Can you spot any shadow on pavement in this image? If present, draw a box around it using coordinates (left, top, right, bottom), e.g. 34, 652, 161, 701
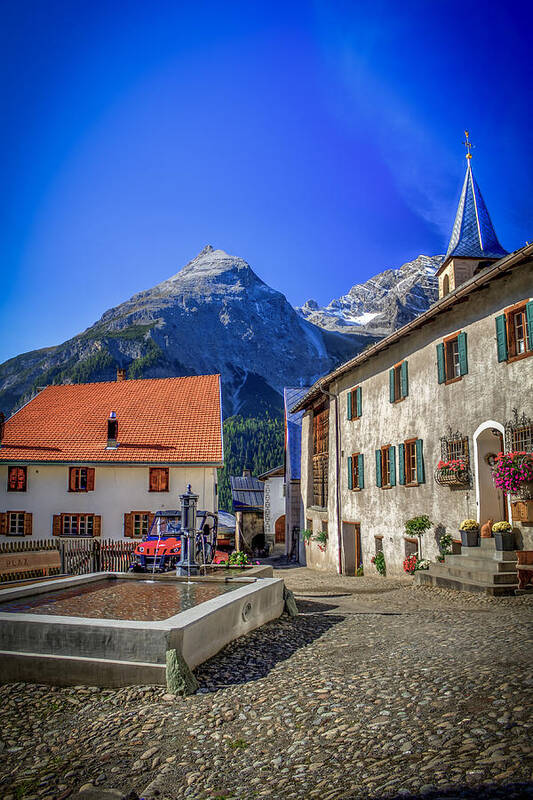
343, 782, 533, 800
195, 601, 344, 692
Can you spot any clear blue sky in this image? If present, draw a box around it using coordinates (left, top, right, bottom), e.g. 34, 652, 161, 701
1, 0, 531, 363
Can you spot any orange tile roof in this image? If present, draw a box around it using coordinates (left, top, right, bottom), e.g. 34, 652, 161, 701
0, 375, 223, 464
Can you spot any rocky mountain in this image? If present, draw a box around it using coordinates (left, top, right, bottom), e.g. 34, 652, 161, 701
0, 246, 371, 419
296, 254, 445, 337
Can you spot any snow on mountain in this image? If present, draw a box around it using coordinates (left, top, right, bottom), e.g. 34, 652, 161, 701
296, 254, 445, 337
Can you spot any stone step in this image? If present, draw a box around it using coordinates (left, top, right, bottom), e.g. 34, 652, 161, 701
456, 546, 517, 562
427, 563, 518, 586
444, 554, 517, 571
415, 571, 518, 597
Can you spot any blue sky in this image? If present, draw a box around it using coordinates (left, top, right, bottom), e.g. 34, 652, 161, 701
1, 0, 532, 363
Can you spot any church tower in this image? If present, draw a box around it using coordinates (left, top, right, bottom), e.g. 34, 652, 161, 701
437, 132, 508, 299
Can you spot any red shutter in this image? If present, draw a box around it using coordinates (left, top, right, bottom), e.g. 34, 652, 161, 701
87, 469, 95, 492
69, 468, 77, 492
124, 513, 133, 538
93, 516, 102, 537
24, 513, 33, 536
52, 515, 62, 536
8, 467, 16, 491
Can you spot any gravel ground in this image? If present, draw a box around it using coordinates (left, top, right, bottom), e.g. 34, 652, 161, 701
1, 570, 532, 800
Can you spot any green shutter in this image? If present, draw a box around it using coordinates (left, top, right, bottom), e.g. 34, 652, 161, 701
526, 302, 533, 351
358, 454, 364, 489
348, 456, 353, 490
458, 332, 468, 376
389, 368, 395, 403
495, 314, 508, 362
389, 446, 396, 486
375, 449, 382, 488
347, 391, 353, 421
398, 443, 405, 485
356, 386, 362, 418
416, 439, 425, 484
400, 361, 408, 398
437, 343, 446, 383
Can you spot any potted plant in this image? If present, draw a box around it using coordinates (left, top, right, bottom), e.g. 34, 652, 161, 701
491, 521, 515, 551
371, 551, 386, 576
312, 529, 328, 552
492, 451, 533, 500
459, 519, 480, 547
301, 529, 313, 546
437, 531, 453, 562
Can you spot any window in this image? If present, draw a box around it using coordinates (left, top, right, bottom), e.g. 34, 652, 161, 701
389, 361, 408, 403
149, 468, 169, 492
312, 405, 329, 508
398, 439, 425, 486
9, 512, 25, 535
437, 332, 468, 384
69, 467, 95, 492
347, 453, 365, 490
404, 538, 418, 557
442, 274, 450, 296
347, 386, 362, 420
374, 536, 383, 555
124, 512, 154, 538
511, 424, 533, 452
496, 301, 533, 363
375, 445, 396, 488
8, 466, 27, 492
54, 513, 101, 537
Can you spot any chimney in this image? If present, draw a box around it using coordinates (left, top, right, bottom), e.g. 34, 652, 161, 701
242, 468, 252, 478
107, 411, 119, 448
116, 368, 126, 382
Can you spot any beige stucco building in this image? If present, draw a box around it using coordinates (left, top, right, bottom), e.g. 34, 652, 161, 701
294, 160, 533, 577
0, 374, 222, 542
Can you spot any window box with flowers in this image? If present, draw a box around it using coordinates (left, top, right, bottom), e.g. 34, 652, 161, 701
492, 520, 515, 551
435, 459, 470, 487
492, 451, 533, 500
459, 519, 480, 547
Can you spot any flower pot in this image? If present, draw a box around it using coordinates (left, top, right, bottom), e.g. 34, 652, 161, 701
460, 529, 480, 547
494, 531, 515, 551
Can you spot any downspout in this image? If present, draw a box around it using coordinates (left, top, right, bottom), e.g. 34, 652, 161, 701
319, 383, 343, 574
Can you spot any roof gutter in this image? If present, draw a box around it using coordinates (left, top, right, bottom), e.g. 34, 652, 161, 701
292, 243, 533, 413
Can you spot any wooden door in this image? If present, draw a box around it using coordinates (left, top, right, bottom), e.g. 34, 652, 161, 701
275, 515, 286, 544
342, 521, 362, 575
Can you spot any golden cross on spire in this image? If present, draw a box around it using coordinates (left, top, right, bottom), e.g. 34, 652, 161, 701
463, 130, 473, 160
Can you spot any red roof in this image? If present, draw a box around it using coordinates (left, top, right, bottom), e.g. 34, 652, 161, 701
0, 375, 223, 464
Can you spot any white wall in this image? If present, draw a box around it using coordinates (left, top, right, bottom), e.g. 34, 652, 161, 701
0, 464, 218, 541
263, 476, 285, 545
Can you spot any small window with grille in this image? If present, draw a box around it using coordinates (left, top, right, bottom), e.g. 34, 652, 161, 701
404, 538, 418, 558
374, 536, 383, 555
511, 424, 533, 452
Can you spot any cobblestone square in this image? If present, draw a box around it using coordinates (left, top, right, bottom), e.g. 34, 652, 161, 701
1, 570, 532, 800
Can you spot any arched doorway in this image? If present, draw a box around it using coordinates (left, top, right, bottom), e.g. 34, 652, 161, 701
275, 515, 286, 544
474, 421, 509, 525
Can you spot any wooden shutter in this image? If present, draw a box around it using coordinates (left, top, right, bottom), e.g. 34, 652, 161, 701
356, 386, 362, 418
0, 513, 7, 536
436, 343, 446, 383
526, 301, 533, 350
415, 439, 425, 484
389, 369, 395, 402
147, 513, 155, 534
458, 332, 468, 376
86, 469, 95, 491
52, 515, 62, 536
400, 361, 408, 398
358, 454, 364, 489
161, 469, 169, 491
124, 513, 133, 538
149, 468, 159, 491
347, 457, 353, 490
375, 450, 382, 487
389, 446, 396, 486
495, 315, 508, 362
398, 443, 405, 485
69, 468, 77, 491
24, 513, 33, 536
347, 391, 353, 421
93, 516, 102, 537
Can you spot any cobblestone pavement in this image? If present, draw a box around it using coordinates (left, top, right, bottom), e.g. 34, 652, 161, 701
0, 570, 532, 800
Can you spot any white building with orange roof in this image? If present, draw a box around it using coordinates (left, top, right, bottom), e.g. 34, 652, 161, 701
0, 373, 223, 541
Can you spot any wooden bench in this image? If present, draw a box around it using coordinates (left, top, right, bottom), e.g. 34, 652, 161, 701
0, 550, 61, 583
516, 551, 533, 591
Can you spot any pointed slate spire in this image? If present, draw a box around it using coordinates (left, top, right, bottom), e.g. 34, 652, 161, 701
446, 142, 507, 261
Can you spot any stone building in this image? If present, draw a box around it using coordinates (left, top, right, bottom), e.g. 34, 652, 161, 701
230, 471, 265, 554
0, 374, 223, 541
293, 155, 533, 576
258, 464, 285, 553
284, 387, 309, 562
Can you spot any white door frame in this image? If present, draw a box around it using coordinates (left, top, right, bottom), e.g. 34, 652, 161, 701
473, 420, 510, 523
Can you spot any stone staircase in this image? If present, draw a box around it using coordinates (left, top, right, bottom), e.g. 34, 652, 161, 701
415, 538, 519, 596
